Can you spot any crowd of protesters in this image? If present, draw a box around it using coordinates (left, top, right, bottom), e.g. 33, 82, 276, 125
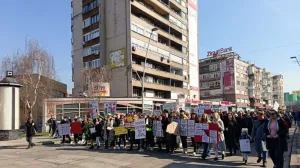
40, 107, 297, 168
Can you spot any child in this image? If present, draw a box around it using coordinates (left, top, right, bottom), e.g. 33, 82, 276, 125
239, 128, 251, 165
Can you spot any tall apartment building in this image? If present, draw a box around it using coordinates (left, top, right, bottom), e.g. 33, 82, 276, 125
273, 75, 284, 105
200, 50, 283, 111
71, 0, 199, 104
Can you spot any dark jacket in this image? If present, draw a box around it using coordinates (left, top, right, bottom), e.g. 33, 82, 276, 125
224, 119, 238, 149
264, 118, 288, 152
95, 123, 103, 137
162, 116, 171, 131
51, 119, 57, 129
25, 121, 37, 137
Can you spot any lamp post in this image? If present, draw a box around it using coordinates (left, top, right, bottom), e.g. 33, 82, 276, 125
290, 56, 300, 67
142, 27, 158, 111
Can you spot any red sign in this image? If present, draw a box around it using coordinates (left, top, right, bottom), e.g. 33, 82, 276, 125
194, 123, 220, 143
207, 47, 232, 57
71, 122, 82, 134
185, 99, 201, 104
221, 101, 231, 106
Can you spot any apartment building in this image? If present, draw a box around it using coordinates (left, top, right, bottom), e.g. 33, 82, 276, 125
273, 75, 284, 105
248, 65, 263, 108
261, 69, 273, 107
71, 0, 199, 105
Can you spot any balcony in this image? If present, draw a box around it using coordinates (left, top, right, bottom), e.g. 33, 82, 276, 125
248, 85, 255, 90
132, 63, 186, 82
132, 79, 188, 94
170, 0, 187, 13
131, 0, 187, 36
132, 31, 187, 58
131, 15, 187, 47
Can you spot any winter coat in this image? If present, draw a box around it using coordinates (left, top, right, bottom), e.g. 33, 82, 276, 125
213, 118, 226, 151
224, 120, 238, 149
25, 121, 37, 137
251, 119, 268, 153
95, 123, 103, 137
265, 118, 288, 152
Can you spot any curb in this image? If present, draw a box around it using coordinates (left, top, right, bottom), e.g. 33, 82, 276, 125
287, 127, 297, 168
0, 141, 58, 149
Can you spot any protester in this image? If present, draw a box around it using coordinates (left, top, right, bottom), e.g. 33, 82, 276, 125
95, 118, 102, 149
117, 116, 127, 149
212, 112, 226, 162
252, 110, 268, 167
224, 112, 238, 156
162, 110, 171, 153
25, 118, 37, 149
265, 109, 288, 168
51, 117, 57, 137
85, 118, 96, 149
156, 115, 164, 152
104, 113, 115, 149
72, 115, 80, 144
190, 112, 200, 156
200, 113, 211, 160
145, 114, 154, 151
294, 108, 300, 131
61, 117, 72, 144
47, 115, 53, 137
239, 129, 251, 165
180, 110, 189, 154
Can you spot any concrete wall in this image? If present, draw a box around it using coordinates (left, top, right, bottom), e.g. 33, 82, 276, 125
104, 0, 132, 97
72, 0, 83, 96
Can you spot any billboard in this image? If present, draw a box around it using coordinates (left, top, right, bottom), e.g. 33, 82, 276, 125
221, 59, 235, 94
110, 48, 126, 69
90, 82, 110, 97
188, 0, 199, 98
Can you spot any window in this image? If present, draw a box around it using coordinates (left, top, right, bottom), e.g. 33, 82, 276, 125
182, 35, 187, 42
83, 14, 100, 28
133, 89, 141, 97
237, 81, 240, 85
83, 29, 100, 42
156, 92, 164, 98
82, 0, 99, 14
83, 44, 100, 57
131, 22, 158, 41
241, 82, 245, 86
83, 59, 100, 69
236, 90, 240, 94
241, 90, 245, 95
237, 99, 240, 102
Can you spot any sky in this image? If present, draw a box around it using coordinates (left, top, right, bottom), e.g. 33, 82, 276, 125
0, 0, 299, 93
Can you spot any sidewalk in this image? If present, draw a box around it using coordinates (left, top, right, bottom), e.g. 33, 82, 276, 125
0, 136, 59, 149
290, 126, 300, 168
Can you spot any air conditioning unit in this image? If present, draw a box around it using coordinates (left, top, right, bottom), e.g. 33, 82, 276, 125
95, 51, 99, 55
132, 46, 136, 51
167, 59, 170, 63
160, 57, 164, 62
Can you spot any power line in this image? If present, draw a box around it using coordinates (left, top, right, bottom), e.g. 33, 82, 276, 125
244, 42, 300, 55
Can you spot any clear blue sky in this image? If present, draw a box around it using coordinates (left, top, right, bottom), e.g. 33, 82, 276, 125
0, 0, 299, 93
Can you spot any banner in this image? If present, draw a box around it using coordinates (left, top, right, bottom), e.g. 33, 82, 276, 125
163, 103, 177, 112
104, 102, 116, 115
194, 106, 211, 117
153, 120, 163, 137
58, 123, 71, 136
194, 123, 219, 144
180, 120, 195, 137
134, 119, 146, 139
89, 101, 99, 118
124, 122, 134, 128
153, 110, 162, 116
70, 122, 82, 134
239, 139, 251, 152
114, 126, 128, 135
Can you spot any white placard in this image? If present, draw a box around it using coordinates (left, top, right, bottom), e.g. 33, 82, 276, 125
195, 129, 203, 136
188, 120, 195, 125
221, 106, 228, 112
90, 127, 96, 134
273, 101, 279, 112
209, 130, 217, 138
58, 123, 71, 136
195, 123, 203, 129
202, 135, 210, 143
153, 110, 162, 116
239, 139, 251, 152
210, 137, 218, 144
134, 119, 146, 139
202, 123, 209, 130
153, 121, 163, 137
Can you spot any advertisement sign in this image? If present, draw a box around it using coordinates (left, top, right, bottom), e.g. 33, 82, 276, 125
104, 102, 116, 115
207, 47, 233, 57
222, 59, 235, 93
89, 101, 99, 118
90, 82, 110, 97
188, 0, 199, 94
110, 48, 126, 69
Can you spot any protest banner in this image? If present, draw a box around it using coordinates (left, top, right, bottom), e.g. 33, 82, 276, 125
166, 121, 180, 135
221, 105, 228, 112
163, 103, 177, 112
70, 122, 82, 134
134, 119, 146, 139
239, 139, 251, 152
104, 102, 116, 115
89, 101, 99, 118
180, 120, 195, 137
153, 110, 162, 116
153, 120, 163, 137
58, 123, 71, 136
125, 122, 134, 128
90, 127, 96, 134
114, 126, 128, 135
194, 123, 219, 144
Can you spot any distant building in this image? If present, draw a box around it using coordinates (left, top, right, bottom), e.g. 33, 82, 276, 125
272, 75, 284, 105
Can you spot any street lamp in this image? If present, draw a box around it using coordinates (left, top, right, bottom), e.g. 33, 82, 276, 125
290, 56, 300, 67
141, 27, 158, 111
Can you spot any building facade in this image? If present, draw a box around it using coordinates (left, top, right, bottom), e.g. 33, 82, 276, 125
71, 0, 199, 105
199, 51, 283, 111
272, 75, 284, 105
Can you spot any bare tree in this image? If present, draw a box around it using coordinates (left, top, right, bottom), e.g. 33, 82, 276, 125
1, 39, 57, 118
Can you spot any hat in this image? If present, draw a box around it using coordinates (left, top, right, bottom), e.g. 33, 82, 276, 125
107, 113, 112, 116
163, 109, 169, 113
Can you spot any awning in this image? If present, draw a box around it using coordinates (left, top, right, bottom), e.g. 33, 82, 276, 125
117, 102, 143, 109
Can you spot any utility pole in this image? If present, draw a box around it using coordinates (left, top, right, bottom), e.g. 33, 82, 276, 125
290, 56, 300, 67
